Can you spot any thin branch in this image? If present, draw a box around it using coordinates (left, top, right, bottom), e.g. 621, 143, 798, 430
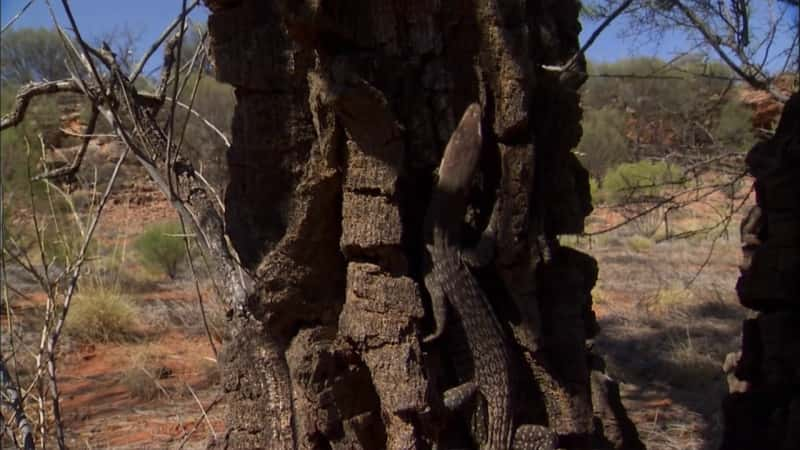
1, 0, 36, 34
44, 137, 130, 450
155, 25, 186, 102
180, 214, 218, 358
129, 0, 201, 82
543, 0, 635, 72
186, 383, 217, 440
34, 106, 99, 182
165, 98, 231, 148
0, 130, 33, 450
670, 0, 790, 102
166, 0, 189, 200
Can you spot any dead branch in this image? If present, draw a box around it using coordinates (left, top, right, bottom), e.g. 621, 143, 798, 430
0, 80, 83, 130
34, 107, 99, 182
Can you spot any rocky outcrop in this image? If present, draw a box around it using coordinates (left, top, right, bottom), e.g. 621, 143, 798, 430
721, 92, 800, 450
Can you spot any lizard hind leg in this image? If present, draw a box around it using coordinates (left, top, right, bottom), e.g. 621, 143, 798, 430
442, 381, 479, 412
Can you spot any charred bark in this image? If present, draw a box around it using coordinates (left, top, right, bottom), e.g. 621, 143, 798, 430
721, 93, 800, 450
203, 1, 641, 449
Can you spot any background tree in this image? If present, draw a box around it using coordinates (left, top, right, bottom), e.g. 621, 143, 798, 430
583, 0, 798, 101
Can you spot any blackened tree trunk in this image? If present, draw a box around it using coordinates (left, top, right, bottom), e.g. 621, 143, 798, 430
202, 1, 641, 449
721, 93, 800, 450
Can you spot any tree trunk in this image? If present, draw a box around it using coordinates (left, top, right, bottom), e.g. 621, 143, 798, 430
721, 93, 800, 450
202, 1, 642, 449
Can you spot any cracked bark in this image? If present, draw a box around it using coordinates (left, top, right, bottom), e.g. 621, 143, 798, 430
204, 1, 642, 449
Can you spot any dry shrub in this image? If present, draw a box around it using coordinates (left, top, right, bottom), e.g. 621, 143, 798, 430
64, 283, 139, 342
120, 350, 172, 400
665, 330, 723, 389
120, 367, 163, 400
652, 284, 695, 310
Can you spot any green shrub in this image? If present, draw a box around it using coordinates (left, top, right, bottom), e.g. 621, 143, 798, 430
626, 234, 654, 253
576, 107, 630, 177
1, 83, 63, 204
601, 160, 683, 203
65, 283, 139, 342
715, 100, 756, 153
134, 221, 186, 279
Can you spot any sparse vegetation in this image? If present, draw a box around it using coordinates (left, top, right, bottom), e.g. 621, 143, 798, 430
121, 367, 163, 400
576, 106, 630, 177
134, 221, 186, 279
714, 100, 757, 153
64, 282, 139, 343
601, 160, 684, 203
626, 234, 654, 253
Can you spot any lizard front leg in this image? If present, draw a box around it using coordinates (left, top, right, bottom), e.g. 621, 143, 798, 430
513, 424, 557, 450
423, 243, 448, 343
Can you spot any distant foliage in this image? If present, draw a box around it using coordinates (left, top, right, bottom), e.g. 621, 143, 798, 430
134, 222, 186, 279
174, 74, 234, 189
0, 28, 70, 84
589, 176, 604, 204
577, 107, 630, 177
1, 83, 71, 199
714, 100, 756, 153
581, 56, 754, 161
601, 160, 683, 203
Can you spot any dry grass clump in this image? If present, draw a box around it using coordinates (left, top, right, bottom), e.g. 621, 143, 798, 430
120, 367, 163, 400
665, 332, 723, 389
120, 350, 172, 400
64, 283, 139, 342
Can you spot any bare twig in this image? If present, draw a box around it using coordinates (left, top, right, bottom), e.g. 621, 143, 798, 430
34, 106, 99, 182
550, 0, 635, 72
166, 0, 190, 199
129, 0, 201, 82
177, 394, 222, 449
186, 383, 217, 440
0, 130, 34, 450
1, 0, 36, 34
43, 138, 129, 450
164, 98, 231, 148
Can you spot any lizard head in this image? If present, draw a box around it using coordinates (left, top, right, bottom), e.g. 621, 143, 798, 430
437, 103, 483, 196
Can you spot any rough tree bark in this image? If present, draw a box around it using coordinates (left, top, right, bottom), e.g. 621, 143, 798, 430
721, 93, 800, 450
201, 1, 642, 449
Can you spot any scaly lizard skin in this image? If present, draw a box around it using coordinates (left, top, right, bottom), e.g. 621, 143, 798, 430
425, 104, 555, 450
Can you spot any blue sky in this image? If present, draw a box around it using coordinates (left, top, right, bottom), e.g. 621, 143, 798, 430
1, 0, 796, 75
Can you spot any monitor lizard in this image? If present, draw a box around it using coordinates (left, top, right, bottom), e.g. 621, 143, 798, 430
424, 103, 556, 450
